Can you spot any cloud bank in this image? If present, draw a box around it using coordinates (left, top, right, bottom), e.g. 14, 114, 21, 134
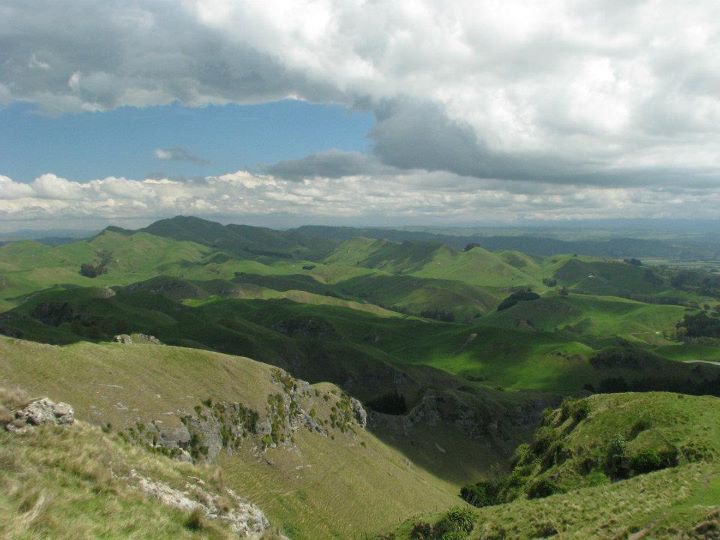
1, 170, 718, 232
2, 0, 720, 222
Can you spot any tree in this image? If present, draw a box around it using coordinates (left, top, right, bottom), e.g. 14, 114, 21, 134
79, 250, 113, 278
497, 289, 540, 311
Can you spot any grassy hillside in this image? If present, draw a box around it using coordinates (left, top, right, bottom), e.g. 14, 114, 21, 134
325, 239, 542, 288
393, 392, 720, 539
396, 461, 720, 539
552, 257, 667, 296
0, 337, 465, 539
0, 231, 212, 310
143, 216, 337, 260
0, 419, 276, 539
411, 245, 542, 288
478, 293, 687, 344
3, 283, 717, 397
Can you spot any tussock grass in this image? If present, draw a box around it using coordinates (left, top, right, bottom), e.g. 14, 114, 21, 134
0, 422, 241, 539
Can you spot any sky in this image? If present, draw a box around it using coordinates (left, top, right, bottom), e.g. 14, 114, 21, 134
1, 0, 720, 232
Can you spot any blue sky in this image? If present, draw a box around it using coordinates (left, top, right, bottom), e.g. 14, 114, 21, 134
0, 101, 374, 182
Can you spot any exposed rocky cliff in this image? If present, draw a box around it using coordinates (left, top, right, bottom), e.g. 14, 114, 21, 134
124, 367, 368, 463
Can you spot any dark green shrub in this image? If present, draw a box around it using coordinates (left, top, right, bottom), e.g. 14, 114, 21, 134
526, 478, 559, 499
497, 289, 540, 311
434, 507, 475, 537
630, 447, 678, 474
460, 480, 500, 507
531, 521, 558, 537
409, 521, 433, 539
571, 400, 591, 422
605, 435, 629, 479
530, 427, 557, 455
184, 508, 204, 531
576, 456, 599, 475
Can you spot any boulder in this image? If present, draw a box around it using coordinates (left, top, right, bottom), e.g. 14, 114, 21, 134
6, 398, 74, 432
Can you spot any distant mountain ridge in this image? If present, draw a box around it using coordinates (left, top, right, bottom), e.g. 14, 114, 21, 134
297, 224, 720, 260
140, 216, 336, 260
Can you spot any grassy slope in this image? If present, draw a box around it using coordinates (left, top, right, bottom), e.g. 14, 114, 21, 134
478, 293, 687, 344
0, 232, 210, 308
411, 245, 542, 288
2, 284, 712, 395
393, 392, 720, 539
654, 342, 720, 363
551, 257, 667, 296
0, 231, 371, 312
397, 462, 720, 539
518, 393, 720, 494
0, 421, 262, 539
325, 240, 542, 288
0, 338, 462, 539
186, 285, 403, 319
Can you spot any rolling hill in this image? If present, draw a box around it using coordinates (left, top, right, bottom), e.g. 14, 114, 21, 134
392, 392, 720, 539
0, 337, 468, 539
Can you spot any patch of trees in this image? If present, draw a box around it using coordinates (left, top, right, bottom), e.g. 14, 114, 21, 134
80, 250, 113, 278
28, 300, 132, 340
365, 391, 407, 415
671, 269, 720, 297
419, 308, 456, 322
589, 345, 652, 370
590, 374, 720, 397
542, 277, 557, 287
642, 268, 664, 287
677, 311, 720, 339
497, 289, 540, 311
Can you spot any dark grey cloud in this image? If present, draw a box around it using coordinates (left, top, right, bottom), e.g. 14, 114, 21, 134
0, 0, 342, 113
265, 150, 398, 180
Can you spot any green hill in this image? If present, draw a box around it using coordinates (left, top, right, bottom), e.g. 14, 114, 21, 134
325, 239, 542, 288
143, 216, 336, 260
552, 257, 667, 296
0, 337, 465, 539
479, 293, 687, 344
393, 392, 720, 539
3, 283, 718, 398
